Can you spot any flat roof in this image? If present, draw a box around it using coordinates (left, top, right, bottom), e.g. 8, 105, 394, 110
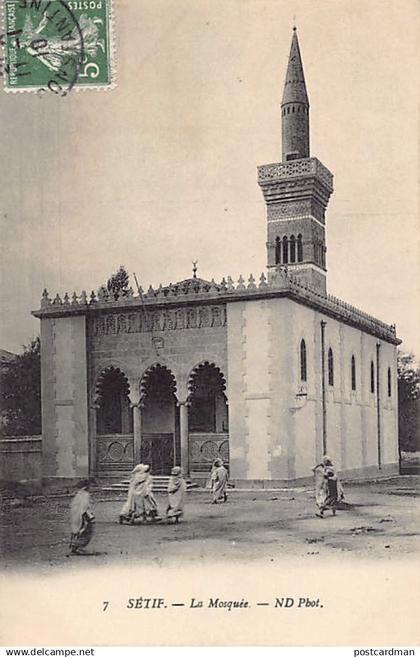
32, 271, 400, 346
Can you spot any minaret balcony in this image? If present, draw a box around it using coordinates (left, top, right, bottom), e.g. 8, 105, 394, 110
257, 157, 333, 191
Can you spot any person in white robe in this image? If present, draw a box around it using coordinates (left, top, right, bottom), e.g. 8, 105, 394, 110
69, 479, 95, 554
210, 458, 229, 504
119, 463, 144, 524
133, 464, 160, 521
166, 466, 187, 523
312, 455, 344, 518
206, 459, 218, 490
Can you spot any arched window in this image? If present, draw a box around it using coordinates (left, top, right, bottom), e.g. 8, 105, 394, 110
292, 106, 295, 113
351, 355, 356, 391
300, 339, 307, 382
297, 234, 303, 262
297, 106, 301, 113
282, 236, 288, 264
387, 367, 392, 397
370, 361, 375, 393
287, 106, 290, 115
328, 348, 334, 386
275, 236, 281, 264
290, 234, 296, 263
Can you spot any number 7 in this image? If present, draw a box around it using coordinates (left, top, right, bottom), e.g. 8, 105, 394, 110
102, 601, 109, 611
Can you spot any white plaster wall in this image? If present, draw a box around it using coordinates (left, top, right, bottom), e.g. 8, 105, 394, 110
268, 298, 295, 480
55, 321, 74, 400
246, 398, 271, 479
380, 344, 399, 465
326, 403, 342, 469
325, 317, 343, 468
53, 316, 88, 478
226, 302, 248, 478
282, 302, 399, 477
72, 318, 89, 473
244, 300, 271, 480
363, 334, 381, 468
56, 406, 75, 477
345, 406, 364, 470
227, 295, 398, 482
287, 301, 319, 478
293, 402, 317, 478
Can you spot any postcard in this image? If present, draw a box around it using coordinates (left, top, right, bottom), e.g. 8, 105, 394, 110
0, 0, 419, 648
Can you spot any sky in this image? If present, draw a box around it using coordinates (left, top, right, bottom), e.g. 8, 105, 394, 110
0, 0, 419, 355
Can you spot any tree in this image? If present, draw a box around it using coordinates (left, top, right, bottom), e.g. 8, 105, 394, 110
0, 337, 41, 437
106, 265, 130, 300
397, 352, 420, 452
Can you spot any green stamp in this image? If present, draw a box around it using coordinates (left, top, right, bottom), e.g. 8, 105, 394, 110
2, 0, 114, 94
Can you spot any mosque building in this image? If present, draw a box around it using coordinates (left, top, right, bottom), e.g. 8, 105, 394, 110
33, 29, 400, 486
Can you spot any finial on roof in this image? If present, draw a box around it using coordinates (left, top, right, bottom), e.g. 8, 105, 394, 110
192, 260, 198, 279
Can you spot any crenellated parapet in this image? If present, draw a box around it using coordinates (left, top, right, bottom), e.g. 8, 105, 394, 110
33, 269, 400, 345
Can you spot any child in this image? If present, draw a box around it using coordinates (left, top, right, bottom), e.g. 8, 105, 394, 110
69, 479, 95, 555
166, 466, 187, 523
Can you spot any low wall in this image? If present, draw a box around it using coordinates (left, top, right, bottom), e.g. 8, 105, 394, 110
0, 436, 42, 494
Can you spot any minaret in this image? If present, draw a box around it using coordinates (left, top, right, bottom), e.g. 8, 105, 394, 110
281, 27, 309, 162
258, 27, 333, 294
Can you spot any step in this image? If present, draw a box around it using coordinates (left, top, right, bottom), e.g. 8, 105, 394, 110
101, 476, 199, 494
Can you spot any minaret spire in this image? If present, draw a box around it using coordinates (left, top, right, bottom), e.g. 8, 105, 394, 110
258, 28, 333, 295
281, 28, 309, 162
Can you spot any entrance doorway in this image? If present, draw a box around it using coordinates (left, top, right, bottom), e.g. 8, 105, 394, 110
140, 365, 179, 475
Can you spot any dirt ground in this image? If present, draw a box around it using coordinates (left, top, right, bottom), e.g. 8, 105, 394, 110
1, 476, 419, 571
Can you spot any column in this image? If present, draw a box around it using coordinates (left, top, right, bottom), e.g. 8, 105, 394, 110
179, 401, 189, 475
88, 404, 98, 477
132, 403, 143, 465
339, 323, 347, 471
320, 320, 327, 454
376, 342, 382, 470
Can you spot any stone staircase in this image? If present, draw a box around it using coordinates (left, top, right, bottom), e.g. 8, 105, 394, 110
101, 475, 199, 494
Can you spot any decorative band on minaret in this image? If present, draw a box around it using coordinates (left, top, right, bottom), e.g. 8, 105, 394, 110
258, 28, 333, 295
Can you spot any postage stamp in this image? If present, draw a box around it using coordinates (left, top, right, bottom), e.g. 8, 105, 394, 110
1, 0, 114, 94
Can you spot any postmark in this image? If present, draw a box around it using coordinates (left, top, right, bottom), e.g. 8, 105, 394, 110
1, 0, 114, 94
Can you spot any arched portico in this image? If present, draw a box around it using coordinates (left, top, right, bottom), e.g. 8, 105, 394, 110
94, 366, 134, 476
138, 364, 179, 475
187, 362, 229, 475
91, 360, 229, 479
